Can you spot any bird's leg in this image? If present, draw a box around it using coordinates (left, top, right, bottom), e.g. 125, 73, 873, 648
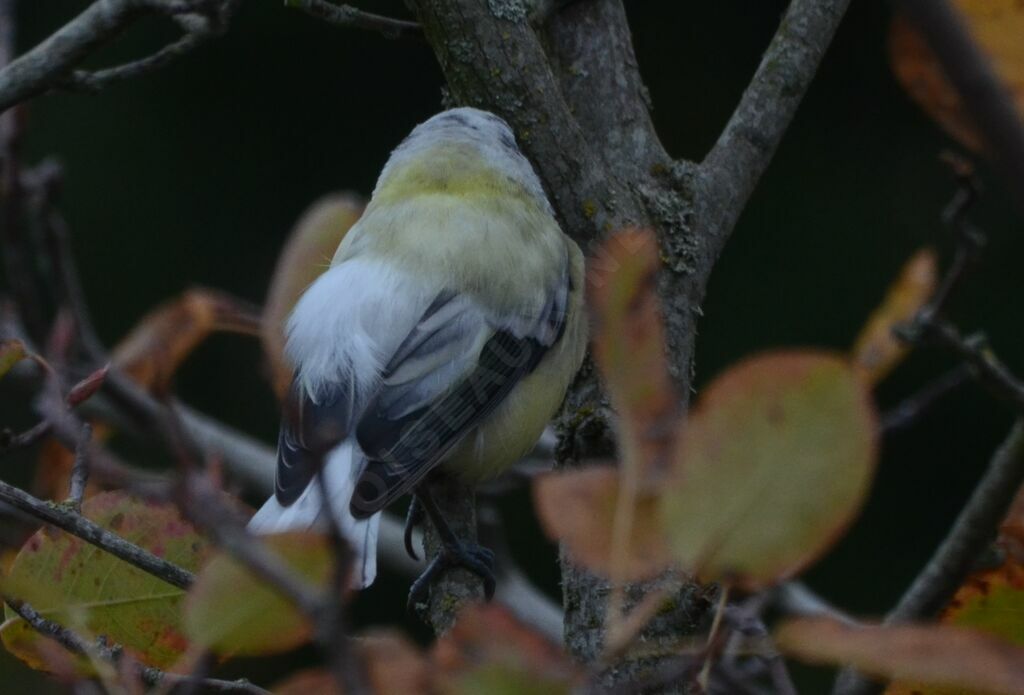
403, 495, 424, 561
407, 486, 496, 612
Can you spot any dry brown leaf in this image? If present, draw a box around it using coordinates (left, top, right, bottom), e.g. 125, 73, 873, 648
779, 617, 1024, 695
114, 288, 260, 394
890, 1, 1024, 154
851, 247, 938, 384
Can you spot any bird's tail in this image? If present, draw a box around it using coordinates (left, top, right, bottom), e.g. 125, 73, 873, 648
247, 441, 381, 588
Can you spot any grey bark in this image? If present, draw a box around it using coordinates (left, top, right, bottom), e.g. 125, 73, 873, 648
408, 0, 853, 687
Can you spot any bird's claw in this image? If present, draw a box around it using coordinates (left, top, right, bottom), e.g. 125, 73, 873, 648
406, 542, 496, 613
403, 496, 424, 561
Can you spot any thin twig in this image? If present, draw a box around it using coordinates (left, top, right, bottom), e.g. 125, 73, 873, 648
180, 472, 325, 617
904, 321, 1024, 411
0, 477, 194, 589
896, 0, 1024, 213
768, 581, 858, 626
880, 365, 972, 435
4, 597, 271, 694
834, 423, 1024, 695
0, 0, 237, 115
67, 422, 92, 510
891, 420, 1024, 621
697, 586, 731, 691
285, 0, 423, 40
63, 26, 219, 93
0, 419, 52, 453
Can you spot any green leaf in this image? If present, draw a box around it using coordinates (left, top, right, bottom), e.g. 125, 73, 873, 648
183, 532, 333, 656
1, 492, 208, 671
659, 350, 877, 588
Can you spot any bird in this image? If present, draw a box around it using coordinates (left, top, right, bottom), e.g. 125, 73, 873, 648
248, 107, 587, 607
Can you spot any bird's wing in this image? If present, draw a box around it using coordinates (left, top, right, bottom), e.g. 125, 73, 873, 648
274, 378, 357, 506
350, 256, 571, 518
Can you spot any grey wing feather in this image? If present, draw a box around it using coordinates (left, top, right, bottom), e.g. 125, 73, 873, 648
274, 380, 356, 506
350, 255, 571, 518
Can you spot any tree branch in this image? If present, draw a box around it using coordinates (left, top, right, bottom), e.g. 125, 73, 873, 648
0, 0, 239, 115
285, 0, 423, 40
542, 0, 669, 178
699, 0, 853, 262
833, 420, 1024, 695
0, 477, 194, 589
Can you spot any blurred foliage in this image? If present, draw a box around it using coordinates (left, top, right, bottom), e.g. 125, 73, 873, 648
3, 0, 1024, 692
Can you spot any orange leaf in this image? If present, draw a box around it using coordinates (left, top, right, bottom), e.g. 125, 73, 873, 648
262, 194, 364, 399
779, 617, 1024, 695
890, 1, 1024, 154
114, 288, 261, 394
851, 247, 938, 385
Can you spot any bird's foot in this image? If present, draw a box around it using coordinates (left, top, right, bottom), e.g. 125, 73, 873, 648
403, 496, 424, 561
406, 541, 496, 612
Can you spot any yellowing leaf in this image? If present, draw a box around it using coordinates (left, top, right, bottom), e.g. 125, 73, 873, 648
890, 1, 1024, 154
779, 617, 1024, 695
1, 492, 208, 671
943, 561, 1024, 647
588, 228, 678, 476
262, 194, 364, 399
660, 351, 877, 588
183, 532, 334, 656
532, 466, 671, 581
0, 339, 27, 379
851, 248, 938, 384
114, 288, 261, 394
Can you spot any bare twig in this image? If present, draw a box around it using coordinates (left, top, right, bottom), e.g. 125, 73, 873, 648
834, 421, 1024, 695
697, 586, 731, 691
179, 472, 325, 617
910, 322, 1024, 411
0, 0, 239, 115
768, 581, 858, 626
4, 597, 271, 694
891, 421, 1024, 621
285, 0, 423, 40
880, 365, 972, 435
0, 419, 51, 453
67, 422, 92, 510
0, 477, 194, 588
896, 0, 1024, 213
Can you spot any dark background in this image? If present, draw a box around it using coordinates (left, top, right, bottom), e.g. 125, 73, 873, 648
4, 0, 1023, 691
